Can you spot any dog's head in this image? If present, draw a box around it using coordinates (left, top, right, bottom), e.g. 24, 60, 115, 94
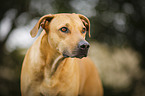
30, 13, 90, 59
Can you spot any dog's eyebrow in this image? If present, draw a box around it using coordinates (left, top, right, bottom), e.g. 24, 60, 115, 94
58, 23, 70, 29
57, 23, 70, 29
65, 23, 69, 27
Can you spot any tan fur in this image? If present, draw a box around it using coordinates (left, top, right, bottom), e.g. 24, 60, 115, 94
21, 13, 103, 96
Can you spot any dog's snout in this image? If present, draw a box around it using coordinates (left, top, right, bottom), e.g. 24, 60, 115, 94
78, 40, 90, 50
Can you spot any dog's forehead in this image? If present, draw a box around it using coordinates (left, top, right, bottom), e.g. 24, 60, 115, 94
55, 13, 79, 19
51, 14, 82, 26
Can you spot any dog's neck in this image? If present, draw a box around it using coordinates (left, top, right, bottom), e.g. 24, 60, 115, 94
40, 32, 67, 77
50, 55, 65, 76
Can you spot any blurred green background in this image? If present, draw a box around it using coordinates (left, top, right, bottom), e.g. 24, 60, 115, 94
0, 0, 145, 96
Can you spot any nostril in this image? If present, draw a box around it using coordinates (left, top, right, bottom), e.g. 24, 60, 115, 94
80, 44, 90, 49
87, 44, 90, 48
80, 45, 86, 49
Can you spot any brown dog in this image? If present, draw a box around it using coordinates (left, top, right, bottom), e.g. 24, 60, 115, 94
21, 13, 103, 96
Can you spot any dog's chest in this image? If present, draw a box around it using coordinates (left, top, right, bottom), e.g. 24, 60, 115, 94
39, 71, 80, 96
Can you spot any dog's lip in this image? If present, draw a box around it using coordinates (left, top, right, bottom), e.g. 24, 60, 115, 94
63, 53, 70, 58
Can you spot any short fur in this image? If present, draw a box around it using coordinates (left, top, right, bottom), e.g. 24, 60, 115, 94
21, 13, 103, 96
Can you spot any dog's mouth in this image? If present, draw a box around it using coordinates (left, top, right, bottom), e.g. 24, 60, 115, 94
62, 40, 90, 59
63, 49, 89, 59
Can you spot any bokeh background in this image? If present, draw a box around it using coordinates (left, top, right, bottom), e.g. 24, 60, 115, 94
0, 0, 145, 96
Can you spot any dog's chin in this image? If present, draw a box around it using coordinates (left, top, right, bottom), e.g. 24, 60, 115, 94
73, 55, 87, 59
63, 53, 87, 59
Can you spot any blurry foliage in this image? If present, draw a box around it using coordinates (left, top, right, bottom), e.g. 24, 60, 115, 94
0, 0, 145, 96
89, 41, 143, 96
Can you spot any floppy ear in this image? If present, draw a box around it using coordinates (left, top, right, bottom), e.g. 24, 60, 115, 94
30, 14, 54, 38
78, 14, 91, 37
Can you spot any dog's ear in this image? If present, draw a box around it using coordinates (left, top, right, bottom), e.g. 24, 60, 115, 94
30, 14, 54, 38
78, 14, 91, 37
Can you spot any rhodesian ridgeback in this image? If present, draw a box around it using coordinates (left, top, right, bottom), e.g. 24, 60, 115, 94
21, 13, 103, 96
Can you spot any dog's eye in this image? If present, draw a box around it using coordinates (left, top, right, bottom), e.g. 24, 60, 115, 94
60, 27, 68, 33
82, 28, 86, 33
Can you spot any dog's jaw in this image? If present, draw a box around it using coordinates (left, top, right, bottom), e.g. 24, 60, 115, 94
62, 49, 89, 59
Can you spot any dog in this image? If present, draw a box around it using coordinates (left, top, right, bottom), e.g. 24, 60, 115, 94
21, 13, 103, 96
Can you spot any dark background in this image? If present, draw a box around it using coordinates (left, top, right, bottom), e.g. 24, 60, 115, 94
0, 0, 145, 96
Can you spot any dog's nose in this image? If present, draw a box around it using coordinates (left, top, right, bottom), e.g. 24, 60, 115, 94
78, 40, 90, 50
